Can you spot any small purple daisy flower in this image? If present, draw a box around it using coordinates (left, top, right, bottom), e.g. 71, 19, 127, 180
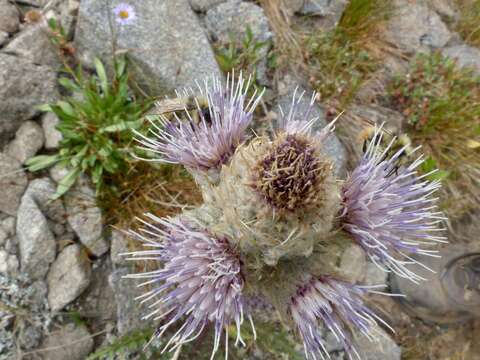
124, 215, 250, 358
341, 125, 447, 283
113, 3, 136, 25
290, 276, 393, 360
135, 73, 264, 171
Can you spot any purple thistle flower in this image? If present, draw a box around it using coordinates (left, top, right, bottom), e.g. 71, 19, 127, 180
340, 125, 447, 283
277, 88, 338, 141
113, 3, 136, 25
124, 214, 250, 358
135, 73, 264, 171
290, 276, 393, 360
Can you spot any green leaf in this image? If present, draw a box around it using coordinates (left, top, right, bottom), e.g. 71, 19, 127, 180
38, 104, 53, 112
53, 167, 80, 199
57, 101, 76, 117
100, 119, 143, 133
94, 58, 109, 96
25, 154, 61, 172
58, 77, 80, 92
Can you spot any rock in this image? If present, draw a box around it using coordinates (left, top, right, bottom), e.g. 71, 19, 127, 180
205, 0, 272, 85
428, 0, 457, 19
385, 0, 451, 54
442, 45, 480, 75
42, 110, 62, 150
5, 121, 44, 164
0, 250, 7, 273
109, 267, 149, 335
277, 78, 347, 177
339, 244, 366, 283
4, 236, 18, 255
6, 254, 19, 276
0, 216, 15, 237
40, 323, 94, 360
110, 229, 130, 267
299, 0, 348, 23
0, 152, 28, 216
47, 244, 92, 311
189, 0, 225, 12
17, 184, 56, 279
282, 0, 305, 15
75, 0, 221, 95
49, 163, 69, 183
77, 260, 117, 323
23, 178, 66, 223
0, 228, 7, 246
364, 261, 388, 286
0, 0, 20, 33
357, 328, 401, 360
3, 18, 61, 67
0, 30, 8, 46
65, 177, 109, 257
18, 324, 43, 350
0, 53, 58, 146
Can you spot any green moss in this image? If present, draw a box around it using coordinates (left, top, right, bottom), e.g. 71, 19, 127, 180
387, 52, 480, 216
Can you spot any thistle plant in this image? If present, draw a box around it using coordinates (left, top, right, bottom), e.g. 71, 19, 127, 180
123, 73, 446, 359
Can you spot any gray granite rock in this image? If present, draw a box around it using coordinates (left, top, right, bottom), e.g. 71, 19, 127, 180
75, 0, 221, 95
385, 0, 451, 54
110, 229, 130, 267
77, 259, 117, 323
364, 261, 388, 286
18, 324, 43, 350
0, 152, 28, 216
47, 244, 92, 311
41, 112, 63, 149
65, 177, 109, 257
0, 53, 58, 146
189, 0, 225, 12
5, 120, 44, 164
0, 216, 15, 238
40, 323, 94, 360
0, 228, 6, 246
109, 267, 149, 335
205, 0, 272, 85
0, 30, 8, 46
6, 254, 19, 276
3, 19, 62, 67
299, 0, 348, 24
357, 328, 401, 360
23, 178, 66, 224
282, 0, 305, 15
0, 250, 7, 274
339, 244, 367, 283
276, 77, 348, 177
442, 45, 480, 75
49, 163, 69, 183
0, 0, 20, 33
17, 187, 56, 280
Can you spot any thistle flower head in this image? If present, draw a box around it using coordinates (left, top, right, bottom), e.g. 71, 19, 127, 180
113, 3, 136, 25
277, 88, 335, 142
124, 215, 248, 358
290, 276, 392, 360
341, 125, 447, 283
252, 133, 333, 212
135, 73, 264, 172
